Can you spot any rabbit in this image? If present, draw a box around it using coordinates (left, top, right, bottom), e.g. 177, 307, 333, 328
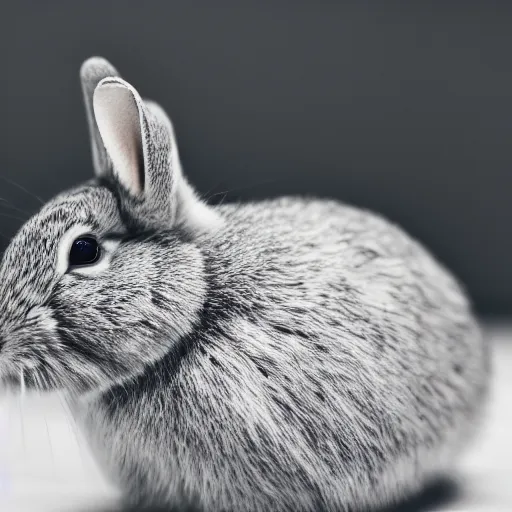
0, 56, 489, 512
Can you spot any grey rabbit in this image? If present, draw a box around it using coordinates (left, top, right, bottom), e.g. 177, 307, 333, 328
0, 57, 489, 512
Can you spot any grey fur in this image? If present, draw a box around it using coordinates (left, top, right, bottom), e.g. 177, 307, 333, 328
0, 57, 489, 512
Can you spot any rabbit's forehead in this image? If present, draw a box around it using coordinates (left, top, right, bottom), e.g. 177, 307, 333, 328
11, 185, 121, 251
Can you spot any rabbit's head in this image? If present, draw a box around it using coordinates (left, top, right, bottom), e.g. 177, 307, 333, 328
0, 57, 220, 394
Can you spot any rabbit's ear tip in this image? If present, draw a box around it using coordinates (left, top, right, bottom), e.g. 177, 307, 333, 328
96, 76, 127, 89
94, 77, 141, 105
80, 56, 118, 79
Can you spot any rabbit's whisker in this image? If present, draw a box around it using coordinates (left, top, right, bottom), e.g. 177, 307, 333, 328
0, 212, 27, 223
0, 176, 44, 205
0, 198, 34, 217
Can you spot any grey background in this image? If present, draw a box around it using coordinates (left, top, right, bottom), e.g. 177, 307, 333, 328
3, 1, 511, 316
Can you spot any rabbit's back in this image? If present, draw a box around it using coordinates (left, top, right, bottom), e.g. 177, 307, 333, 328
80, 197, 488, 512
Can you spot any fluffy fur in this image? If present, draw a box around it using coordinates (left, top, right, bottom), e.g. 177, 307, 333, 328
0, 57, 489, 512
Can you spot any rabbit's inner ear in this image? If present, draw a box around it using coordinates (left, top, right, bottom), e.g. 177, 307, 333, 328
93, 82, 144, 196
80, 57, 121, 178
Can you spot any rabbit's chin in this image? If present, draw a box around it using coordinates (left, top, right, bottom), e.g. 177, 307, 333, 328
0, 364, 73, 397
0, 366, 124, 403
0, 352, 120, 399
0, 365, 58, 398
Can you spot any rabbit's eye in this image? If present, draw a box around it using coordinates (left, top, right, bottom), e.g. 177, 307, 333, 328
69, 237, 101, 267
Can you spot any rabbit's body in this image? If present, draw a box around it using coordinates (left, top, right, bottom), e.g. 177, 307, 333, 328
75, 197, 487, 511
0, 58, 489, 512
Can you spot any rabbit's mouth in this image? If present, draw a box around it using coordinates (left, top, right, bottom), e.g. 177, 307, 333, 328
0, 366, 38, 394
0, 371, 52, 399
0, 339, 61, 395
0, 368, 25, 395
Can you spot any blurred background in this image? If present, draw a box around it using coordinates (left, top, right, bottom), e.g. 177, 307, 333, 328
3, 1, 512, 317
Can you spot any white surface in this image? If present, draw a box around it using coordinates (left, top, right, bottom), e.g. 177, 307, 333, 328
0, 323, 511, 512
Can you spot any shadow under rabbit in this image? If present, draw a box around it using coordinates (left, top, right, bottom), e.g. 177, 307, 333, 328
73, 477, 460, 512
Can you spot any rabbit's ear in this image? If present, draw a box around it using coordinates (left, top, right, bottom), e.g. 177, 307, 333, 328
93, 77, 148, 197
92, 76, 221, 232
80, 57, 121, 177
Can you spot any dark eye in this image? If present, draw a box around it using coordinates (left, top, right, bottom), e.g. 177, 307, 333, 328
69, 237, 101, 267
